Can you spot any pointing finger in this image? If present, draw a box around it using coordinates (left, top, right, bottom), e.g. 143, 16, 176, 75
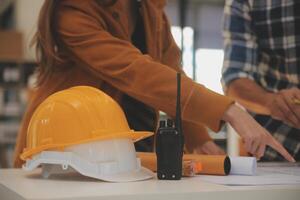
267, 135, 295, 162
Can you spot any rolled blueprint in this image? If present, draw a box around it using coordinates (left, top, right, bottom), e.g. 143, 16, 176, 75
229, 156, 257, 175
183, 154, 231, 175
137, 152, 231, 176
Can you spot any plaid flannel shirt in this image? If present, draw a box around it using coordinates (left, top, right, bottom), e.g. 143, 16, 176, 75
222, 0, 300, 161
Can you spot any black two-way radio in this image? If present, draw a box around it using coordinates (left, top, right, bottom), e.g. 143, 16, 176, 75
156, 73, 184, 180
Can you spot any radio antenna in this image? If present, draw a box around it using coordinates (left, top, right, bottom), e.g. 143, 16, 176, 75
175, 73, 182, 135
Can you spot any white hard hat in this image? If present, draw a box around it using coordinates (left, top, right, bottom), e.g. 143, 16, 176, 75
23, 138, 154, 182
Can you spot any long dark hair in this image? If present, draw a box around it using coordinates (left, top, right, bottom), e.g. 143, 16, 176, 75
32, 0, 117, 85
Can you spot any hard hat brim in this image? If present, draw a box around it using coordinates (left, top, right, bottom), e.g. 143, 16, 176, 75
99, 167, 155, 182
23, 148, 155, 182
21, 130, 153, 161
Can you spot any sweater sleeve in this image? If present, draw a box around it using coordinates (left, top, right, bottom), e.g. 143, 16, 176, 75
56, 2, 234, 132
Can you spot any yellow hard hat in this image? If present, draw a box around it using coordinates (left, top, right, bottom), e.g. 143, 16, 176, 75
21, 86, 153, 160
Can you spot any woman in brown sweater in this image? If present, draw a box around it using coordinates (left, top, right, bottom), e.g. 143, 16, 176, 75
14, 0, 294, 167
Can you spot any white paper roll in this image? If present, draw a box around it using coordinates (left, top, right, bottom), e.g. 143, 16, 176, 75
229, 157, 257, 176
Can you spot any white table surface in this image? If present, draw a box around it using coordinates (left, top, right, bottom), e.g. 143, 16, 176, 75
0, 169, 300, 200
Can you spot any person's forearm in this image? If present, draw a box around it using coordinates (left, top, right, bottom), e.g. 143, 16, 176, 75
226, 78, 273, 115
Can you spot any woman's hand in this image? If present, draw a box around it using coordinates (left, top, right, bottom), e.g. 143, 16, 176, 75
194, 141, 225, 155
222, 104, 295, 162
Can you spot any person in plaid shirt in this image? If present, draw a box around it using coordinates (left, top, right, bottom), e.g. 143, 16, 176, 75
222, 0, 300, 161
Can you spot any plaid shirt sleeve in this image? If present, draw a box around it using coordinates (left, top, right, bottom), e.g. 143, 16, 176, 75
221, 0, 258, 92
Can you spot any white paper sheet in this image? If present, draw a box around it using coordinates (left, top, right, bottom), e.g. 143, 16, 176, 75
199, 164, 300, 186
229, 157, 257, 175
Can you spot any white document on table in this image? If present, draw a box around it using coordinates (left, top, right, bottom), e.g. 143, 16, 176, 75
199, 164, 300, 186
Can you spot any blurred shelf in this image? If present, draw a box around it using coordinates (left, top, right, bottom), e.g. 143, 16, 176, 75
0, 0, 14, 16
0, 60, 37, 149
0, 122, 19, 145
